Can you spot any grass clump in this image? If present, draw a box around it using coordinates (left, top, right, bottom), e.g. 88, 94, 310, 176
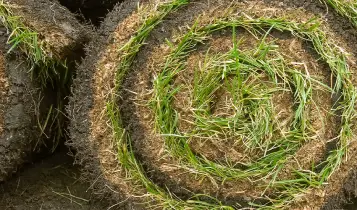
0, 1, 67, 83
189, 34, 313, 151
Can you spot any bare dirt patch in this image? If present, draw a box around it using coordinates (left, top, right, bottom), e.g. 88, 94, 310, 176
0, 147, 114, 210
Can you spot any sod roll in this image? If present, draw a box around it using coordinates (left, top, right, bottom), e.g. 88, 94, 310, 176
68, 0, 357, 209
0, 26, 43, 181
323, 0, 357, 28
1, 0, 91, 60
0, 0, 92, 181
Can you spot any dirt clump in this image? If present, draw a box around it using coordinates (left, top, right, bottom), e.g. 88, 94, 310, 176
0, 147, 115, 210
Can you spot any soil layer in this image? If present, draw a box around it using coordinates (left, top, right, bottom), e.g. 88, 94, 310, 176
0, 147, 115, 210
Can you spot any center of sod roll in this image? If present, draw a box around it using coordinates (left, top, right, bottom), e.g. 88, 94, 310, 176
177, 35, 312, 150
149, 17, 355, 205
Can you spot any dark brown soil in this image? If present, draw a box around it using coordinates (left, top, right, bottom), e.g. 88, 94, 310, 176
58, 0, 123, 26
0, 147, 114, 210
66, 0, 357, 209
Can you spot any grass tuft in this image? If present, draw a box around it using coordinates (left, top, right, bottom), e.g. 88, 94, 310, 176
323, 0, 357, 27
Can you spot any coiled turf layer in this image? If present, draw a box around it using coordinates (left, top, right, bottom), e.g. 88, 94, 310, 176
68, 0, 357, 209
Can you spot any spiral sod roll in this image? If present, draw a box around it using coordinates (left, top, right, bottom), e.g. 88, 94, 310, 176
0, 0, 91, 180
68, 0, 357, 209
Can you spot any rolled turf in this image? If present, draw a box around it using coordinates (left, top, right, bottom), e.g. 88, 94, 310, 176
0, 0, 92, 181
0, 26, 44, 181
68, 0, 357, 209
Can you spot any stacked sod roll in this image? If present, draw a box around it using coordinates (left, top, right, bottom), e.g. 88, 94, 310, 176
0, 0, 91, 181
68, 0, 357, 209
0, 26, 43, 181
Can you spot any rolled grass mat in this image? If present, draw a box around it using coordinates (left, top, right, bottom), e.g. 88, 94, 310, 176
0, 0, 92, 180
68, 0, 357, 209
0, 0, 92, 87
1, 0, 91, 61
0, 0, 93, 150
0, 26, 44, 181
